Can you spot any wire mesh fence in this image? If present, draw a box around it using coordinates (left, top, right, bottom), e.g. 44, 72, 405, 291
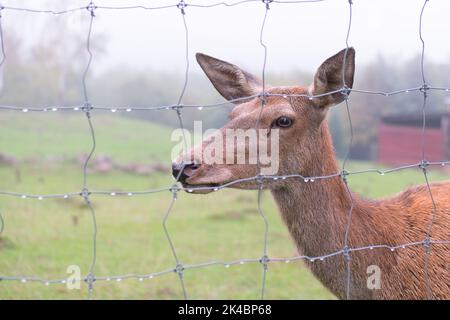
0, 0, 449, 300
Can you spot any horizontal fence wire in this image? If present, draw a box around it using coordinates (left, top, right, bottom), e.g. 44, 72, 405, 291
0, 0, 449, 300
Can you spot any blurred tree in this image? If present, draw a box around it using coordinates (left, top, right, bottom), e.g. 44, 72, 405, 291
0, 0, 107, 106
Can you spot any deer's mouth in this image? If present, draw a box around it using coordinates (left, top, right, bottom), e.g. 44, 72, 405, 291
181, 182, 222, 194
181, 179, 262, 194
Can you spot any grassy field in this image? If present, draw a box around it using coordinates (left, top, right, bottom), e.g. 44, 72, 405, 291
0, 112, 449, 299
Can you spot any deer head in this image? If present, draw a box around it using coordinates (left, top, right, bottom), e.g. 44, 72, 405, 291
172, 48, 355, 193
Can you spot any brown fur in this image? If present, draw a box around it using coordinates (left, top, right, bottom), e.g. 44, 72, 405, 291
175, 49, 450, 299
271, 118, 450, 299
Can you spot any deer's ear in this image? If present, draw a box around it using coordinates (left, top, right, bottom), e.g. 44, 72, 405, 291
196, 53, 262, 102
311, 48, 355, 108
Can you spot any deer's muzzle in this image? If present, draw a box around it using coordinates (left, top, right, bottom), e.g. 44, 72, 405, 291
171, 162, 200, 184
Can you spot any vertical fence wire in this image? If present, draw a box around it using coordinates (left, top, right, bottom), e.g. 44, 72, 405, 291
256, 0, 272, 300
80, 1, 98, 298
340, 0, 354, 300
417, 0, 437, 300
161, 0, 191, 300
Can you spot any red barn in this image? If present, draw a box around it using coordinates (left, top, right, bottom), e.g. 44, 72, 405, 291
377, 113, 450, 166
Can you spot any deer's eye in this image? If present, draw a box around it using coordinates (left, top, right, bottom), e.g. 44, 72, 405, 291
273, 116, 293, 128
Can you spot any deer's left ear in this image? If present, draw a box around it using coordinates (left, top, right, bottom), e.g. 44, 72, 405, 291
196, 53, 263, 102
310, 48, 355, 108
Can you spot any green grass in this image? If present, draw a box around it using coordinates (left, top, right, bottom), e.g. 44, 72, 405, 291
0, 112, 449, 299
0, 111, 174, 162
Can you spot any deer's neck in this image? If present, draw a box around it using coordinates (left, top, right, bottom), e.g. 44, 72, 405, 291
270, 121, 376, 298
272, 122, 388, 256
270, 122, 369, 256
270, 121, 399, 298
271, 174, 352, 256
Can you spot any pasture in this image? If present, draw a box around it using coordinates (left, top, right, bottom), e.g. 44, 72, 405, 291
0, 112, 448, 299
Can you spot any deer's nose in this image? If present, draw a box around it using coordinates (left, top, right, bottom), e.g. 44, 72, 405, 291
172, 162, 200, 183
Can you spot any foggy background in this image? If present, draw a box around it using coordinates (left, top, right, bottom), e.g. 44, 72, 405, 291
2, 0, 450, 301
1, 0, 450, 158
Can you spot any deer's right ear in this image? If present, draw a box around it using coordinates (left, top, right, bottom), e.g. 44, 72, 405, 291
310, 48, 355, 109
196, 53, 262, 102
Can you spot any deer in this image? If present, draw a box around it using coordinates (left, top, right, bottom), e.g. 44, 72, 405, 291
171, 48, 450, 299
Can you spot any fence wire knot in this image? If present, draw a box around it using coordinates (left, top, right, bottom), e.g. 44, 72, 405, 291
419, 83, 431, 94
81, 102, 93, 113
80, 188, 91, 199
170, 184, 180, 198
86, 2, 96, 17
262, 0, 273, 10
419, 160, 429, 171
174, 264, 185, 277
171, 104, 184, 115
340, 169, 349, 182
256, 174, 265, 186
177, 1, 187, 15
259, 92, 269, 105
341, 85, 351, 100
423, 236, 431, 253
342, 246, 351, 261
84, 272, 96, 292
260, 255, 269, 270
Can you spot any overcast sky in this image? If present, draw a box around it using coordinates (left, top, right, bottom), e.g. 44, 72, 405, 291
4, 0, 450, 77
